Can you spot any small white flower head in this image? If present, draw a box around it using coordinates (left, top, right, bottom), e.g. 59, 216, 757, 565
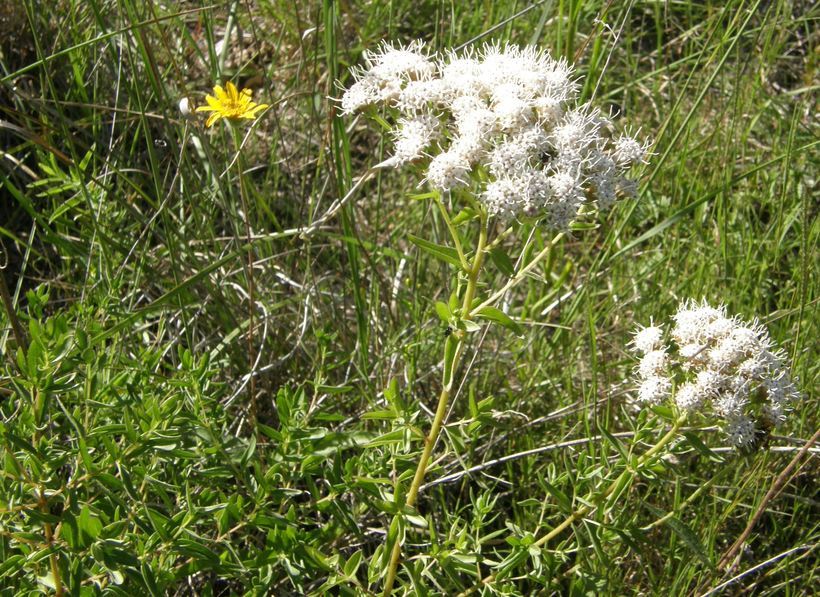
675, 382, 705, 411
450, 134, 487, 165
516, 125, 551, 153
522, 169, 552, 214
483, 176, 525, 219
488, 139, 533, 178
438, 53, 486, 98
704, 316, 735, 342
533, 95, 564, 124
764, 373, 800, 406
630, 300, 802, 450
341, 77, 382, 114
713, 385, 748, 418
425, 149, 471, 191
396, 79, 445, 113
637, 375, 671, 405
454, 104, 497, 139
724, 415, 756, 448
545, 195, 582, 231
385, 114, 439, 167
631, 323, 665, 355
672, 299, 727, 345
494, 96, 535, 131
638, 349, 669, 378
708, 325, 768, 370
612, 134, 649, 167
540, 58, 577, 100
695, 370, 724, 394
737, 355, 771, 380
552, 109, 600, 155
590, 171, 617, 210
479, 43, 527, 87
364, 40, 436, 82
548, 169, 582, 201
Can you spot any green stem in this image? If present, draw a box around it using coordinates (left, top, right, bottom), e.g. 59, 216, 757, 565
474, 231, 564, 313
230, 126, 258, 443
5, 421, 64, 595
40, 489, 64, 596
475, 414, 687, 591
435, 197, 469, 272
382, 212, 489, 596
461, 211, 488, 317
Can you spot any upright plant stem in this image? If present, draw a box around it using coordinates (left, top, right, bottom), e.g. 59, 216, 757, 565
230, 128, 258, 442
381, 213, 489, 596
2, 439, 63, 595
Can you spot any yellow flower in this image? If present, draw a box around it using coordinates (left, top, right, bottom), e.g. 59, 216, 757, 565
196, 81, 269, 127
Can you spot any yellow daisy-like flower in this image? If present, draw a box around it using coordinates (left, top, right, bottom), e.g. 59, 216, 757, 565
196, 81, 269, 127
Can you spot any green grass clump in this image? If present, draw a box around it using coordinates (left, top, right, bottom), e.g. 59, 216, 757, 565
0, 0, 816, 594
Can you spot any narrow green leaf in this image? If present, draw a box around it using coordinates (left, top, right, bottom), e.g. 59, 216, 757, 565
448, 290, 460, 312
598, 425, 629, 461
682, 432, 723, 463
384, 377, 399, 406
365, 429, 407, 447
407, 234, 462, 268
451, 206, 477, 225
407, 191, 438, 201
344, 550, 363, 577
435, 301, 452, 323
475, 306, 523, 335
458, 319, 482, 333
604, 472, 633, 513
489, 247, 515, 276
541, 481, 572, 512
362, 409, 397, 421
643, 502, 712, 568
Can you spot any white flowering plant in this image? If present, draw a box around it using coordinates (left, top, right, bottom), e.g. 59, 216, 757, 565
632, 299, 801, 449
469, 301, 804, 590
341, 40, 650, 594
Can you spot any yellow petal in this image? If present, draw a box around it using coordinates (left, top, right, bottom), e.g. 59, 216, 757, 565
195, 105, 215, 113
241, 104, 268, 119
205, 95, 223, 109
225, 81, 239, 101
205, 112, 221, 127
214, 85, 228, 102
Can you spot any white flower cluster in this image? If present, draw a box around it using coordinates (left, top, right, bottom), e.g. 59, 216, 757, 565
631, 300, 800, 449
341, 41, 648, 229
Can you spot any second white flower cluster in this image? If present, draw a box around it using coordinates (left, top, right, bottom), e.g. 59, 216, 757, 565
631, 300, 801, 448
341, 41, 648, 229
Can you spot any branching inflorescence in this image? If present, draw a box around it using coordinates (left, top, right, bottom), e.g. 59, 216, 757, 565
631, 300, 801, 448
341, 41, 648, 229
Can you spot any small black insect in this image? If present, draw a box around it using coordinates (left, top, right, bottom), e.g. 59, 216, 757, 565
443, 325, 453, 337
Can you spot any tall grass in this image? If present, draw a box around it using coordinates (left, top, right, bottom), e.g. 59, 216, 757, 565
0, 0, 816, 594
